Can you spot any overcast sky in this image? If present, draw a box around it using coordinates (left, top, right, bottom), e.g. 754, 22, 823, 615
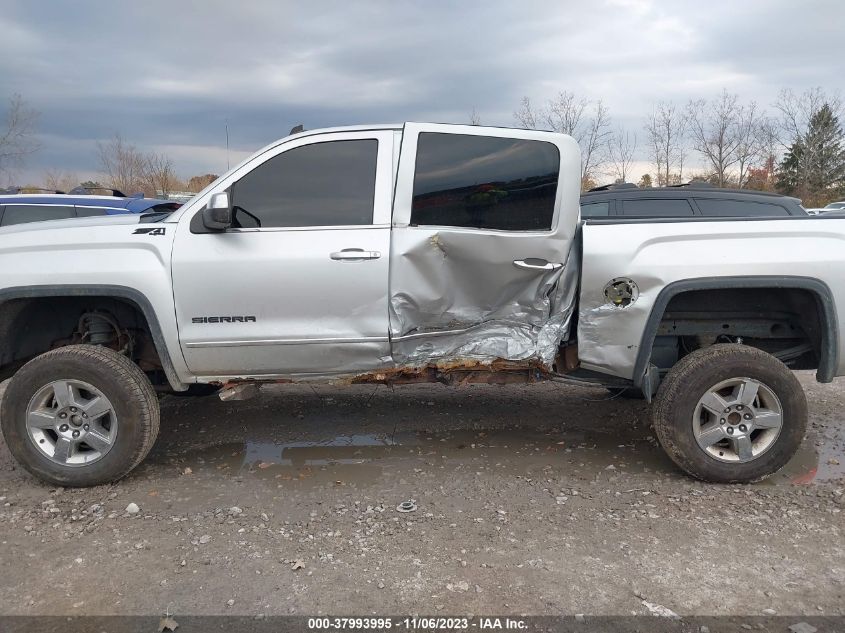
0, 0, 841, 185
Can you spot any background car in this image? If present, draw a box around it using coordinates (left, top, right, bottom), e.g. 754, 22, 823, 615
580, 182, 807, 219
822, 201, 845, 212
0, 186, 181, 227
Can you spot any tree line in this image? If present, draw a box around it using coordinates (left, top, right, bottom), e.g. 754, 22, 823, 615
41, 134, 219, 198
504, 87, 844, 206
1, 87, 843, 206
0, 95, 217, 198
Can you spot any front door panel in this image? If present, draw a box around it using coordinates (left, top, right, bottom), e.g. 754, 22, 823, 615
171, 130, 394, 377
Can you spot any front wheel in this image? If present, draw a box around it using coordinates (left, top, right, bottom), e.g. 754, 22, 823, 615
652, 344, 807, 483
1, 345, 160, 487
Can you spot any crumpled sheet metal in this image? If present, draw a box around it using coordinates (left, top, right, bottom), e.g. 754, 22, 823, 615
575, 302, 640, 378
388, 228, 580, 368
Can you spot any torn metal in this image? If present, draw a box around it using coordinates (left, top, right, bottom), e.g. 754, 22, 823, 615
218, 383, 261, 401
387, 226, 581, 369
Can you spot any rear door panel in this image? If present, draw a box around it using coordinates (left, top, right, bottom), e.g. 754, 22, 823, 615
388, 123, 581, 367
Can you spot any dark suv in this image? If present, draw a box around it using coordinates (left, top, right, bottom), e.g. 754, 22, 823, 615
580, 182, 806, 219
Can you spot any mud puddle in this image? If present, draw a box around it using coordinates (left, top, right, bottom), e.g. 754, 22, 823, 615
169, 427, 656, 487
762, 423, 845, 485
166, 423, 842, 488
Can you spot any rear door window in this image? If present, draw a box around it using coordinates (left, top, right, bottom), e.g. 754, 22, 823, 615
580, 201, 611, 217
696, 198, 790, 217
410, 133, 560, 231
74, 206, 112, 217
620, 198, 695, 217
1, 204, 76, 226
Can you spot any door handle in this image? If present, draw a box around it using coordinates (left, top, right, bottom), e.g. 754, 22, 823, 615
330, 248, 381, 261
513, 258, 562, 271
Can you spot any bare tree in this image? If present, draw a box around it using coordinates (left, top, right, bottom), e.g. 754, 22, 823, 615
43, 169, 79, 193
543, 92, 588, 137
644, 102, 687, 186
747, 116, 780, 190
578, 100, 612, 185
513, 96, 537, 130
97, 134, 147, 194
97, 134, 181, 197
144, 152, 177, 198
687, 91, 743, 187
0, 94, 40, 179
608, 127, 637, 182
734, 101, 764, 188
515, 92, 612, 184
686, 90, 767, 188
469, 107, 481, 126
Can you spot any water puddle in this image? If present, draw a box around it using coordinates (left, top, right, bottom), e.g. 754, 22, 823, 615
177, 427, 665, 487
173, 423, 843, 488
761, 426, 845, 485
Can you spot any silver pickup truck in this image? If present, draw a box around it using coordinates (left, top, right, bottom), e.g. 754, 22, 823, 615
0, 123, 841, 487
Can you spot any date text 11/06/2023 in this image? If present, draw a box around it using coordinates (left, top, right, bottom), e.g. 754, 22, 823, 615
306, 617, 527, 630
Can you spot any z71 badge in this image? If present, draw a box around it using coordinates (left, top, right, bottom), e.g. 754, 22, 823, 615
133, 227, 166, 235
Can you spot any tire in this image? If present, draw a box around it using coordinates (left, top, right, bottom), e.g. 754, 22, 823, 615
652, 344, 807, 483
0, 345, 160, 487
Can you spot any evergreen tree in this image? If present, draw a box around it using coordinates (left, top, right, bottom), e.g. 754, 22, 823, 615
777, 104, 845, 205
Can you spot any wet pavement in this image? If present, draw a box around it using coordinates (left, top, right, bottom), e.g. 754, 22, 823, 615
0, 375, 843, 615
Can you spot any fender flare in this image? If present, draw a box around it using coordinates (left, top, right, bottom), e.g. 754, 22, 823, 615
0, 284, 187, 391
633, 276, 839, 387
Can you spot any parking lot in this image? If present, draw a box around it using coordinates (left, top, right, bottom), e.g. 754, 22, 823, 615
0, 374, 842, 617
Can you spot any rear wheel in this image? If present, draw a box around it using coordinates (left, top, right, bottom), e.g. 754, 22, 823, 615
652, 344, 806, 483
1, 345, 159, 487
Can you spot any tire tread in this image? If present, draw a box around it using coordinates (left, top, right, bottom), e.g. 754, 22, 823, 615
1, 345, 159, 486
652, 344, 807, 483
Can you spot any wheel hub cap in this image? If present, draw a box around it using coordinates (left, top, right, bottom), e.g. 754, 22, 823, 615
693, 377, 783, 464
26, 380, 118, 467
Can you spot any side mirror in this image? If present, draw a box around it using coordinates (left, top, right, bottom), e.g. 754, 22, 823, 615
202, 192, 232, 230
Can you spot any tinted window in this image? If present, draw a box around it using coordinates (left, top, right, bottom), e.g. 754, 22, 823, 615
1, 204, 76, 226
580, 201, 610, 217
230, 139, 377, 228
621, 199, 694, 217
696, 198, 790, 217
411, 133, 559, 231
75, 206, 112, 217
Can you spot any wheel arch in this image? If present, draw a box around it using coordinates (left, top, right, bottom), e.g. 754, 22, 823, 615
0, 284, 186, 391
633, 276, 839, 390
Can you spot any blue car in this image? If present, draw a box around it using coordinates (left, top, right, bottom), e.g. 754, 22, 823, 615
0, 186, 182, 227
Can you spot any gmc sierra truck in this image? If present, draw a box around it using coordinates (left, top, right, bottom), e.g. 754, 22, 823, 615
0, 123, 840, 487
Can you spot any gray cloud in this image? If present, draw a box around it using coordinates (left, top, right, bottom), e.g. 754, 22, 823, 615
0, 0, 841, 183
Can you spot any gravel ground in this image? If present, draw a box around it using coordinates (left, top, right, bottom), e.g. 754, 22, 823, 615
0, 372, 842, 617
